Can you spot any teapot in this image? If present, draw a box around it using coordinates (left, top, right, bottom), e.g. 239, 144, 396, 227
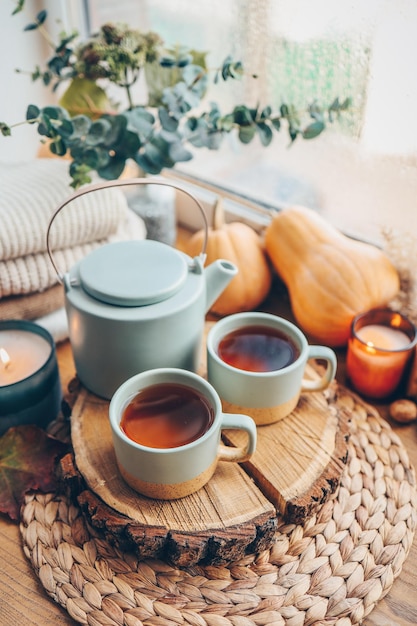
47, 178, 237, 399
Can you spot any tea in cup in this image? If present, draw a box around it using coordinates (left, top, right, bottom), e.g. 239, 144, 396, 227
109, 368, 257, 499
207, 312, 337, 425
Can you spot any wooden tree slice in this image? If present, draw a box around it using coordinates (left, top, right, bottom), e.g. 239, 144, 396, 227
62, 325, 350, 566
65, 386, 277, 566
223, 372, 351, 523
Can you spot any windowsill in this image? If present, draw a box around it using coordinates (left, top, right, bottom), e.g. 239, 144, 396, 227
166, 132, 417, 247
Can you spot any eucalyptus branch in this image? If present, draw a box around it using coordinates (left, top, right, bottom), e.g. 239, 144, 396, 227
2, 8, 351, 188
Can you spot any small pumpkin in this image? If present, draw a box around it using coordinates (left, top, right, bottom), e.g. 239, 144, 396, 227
184, 198, 272, 315
264, 205, 400, 347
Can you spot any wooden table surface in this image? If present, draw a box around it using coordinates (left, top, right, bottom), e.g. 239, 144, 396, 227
1, 282, 417, 625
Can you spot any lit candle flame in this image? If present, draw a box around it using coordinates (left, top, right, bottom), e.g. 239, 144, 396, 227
391, 313, 402, 328
365, 341, 377, 355
0, 347, 11, 369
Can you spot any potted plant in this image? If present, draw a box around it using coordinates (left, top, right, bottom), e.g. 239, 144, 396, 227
1, 7, 350, 189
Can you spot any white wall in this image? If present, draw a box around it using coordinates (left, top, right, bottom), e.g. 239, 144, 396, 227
361, 0, 417, 155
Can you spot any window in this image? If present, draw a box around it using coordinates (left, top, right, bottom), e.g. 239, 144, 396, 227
83, 0, 417, 245
3, 1, 416, 245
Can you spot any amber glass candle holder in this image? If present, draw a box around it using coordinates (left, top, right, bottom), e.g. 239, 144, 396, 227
346, 308, 417, 400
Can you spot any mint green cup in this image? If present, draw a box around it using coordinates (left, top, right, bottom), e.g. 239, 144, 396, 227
207, 312, 337, 426
109, 368, 257, 499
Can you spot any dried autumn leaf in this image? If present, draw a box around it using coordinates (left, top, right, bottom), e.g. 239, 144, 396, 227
0, 424, 69, 521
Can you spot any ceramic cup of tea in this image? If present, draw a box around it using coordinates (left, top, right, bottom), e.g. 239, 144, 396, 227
109, 367, 257, 499
206, 312, 337, 426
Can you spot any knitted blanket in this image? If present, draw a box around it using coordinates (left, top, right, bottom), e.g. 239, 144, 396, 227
0, 159, 129, 259
0, 159, 146, 298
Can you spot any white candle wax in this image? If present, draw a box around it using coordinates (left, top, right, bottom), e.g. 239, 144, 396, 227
0, 329, 51, 386
356, 324, 410, 350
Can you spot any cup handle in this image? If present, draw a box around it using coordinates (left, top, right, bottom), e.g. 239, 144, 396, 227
217, 413, 257, 463
301, 346, 337, 392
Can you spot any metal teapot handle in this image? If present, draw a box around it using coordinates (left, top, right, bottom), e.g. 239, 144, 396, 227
46, 177, 209, 284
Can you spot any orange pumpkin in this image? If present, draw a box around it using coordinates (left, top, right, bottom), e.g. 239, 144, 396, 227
184, 198, 272, 315
264, 205, 400, 346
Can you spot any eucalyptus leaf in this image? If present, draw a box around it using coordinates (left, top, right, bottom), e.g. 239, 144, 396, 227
68, 115, 91, 138
159, 107, 179, 132
182, 64, 208, 96
185, 118, 210, 147
26, 104, 40, 122
49, 137, 67, 156
115, 129, 141, 156
97, 156, 127, 180
238, 125, 256, 144
86, 118, 112, 146
80, 147, 102, 169
233, 105, 254, 126
36, 10, 47, 24
69, 163, 93, 188
261, 106, 272, 119
256, 121, 273, 146
271, 117, 281, 131
56, 118, 74, 140
0, 123, 11, 137
12, 0, 25, 15
100, 115, 127, 147
217, 113, 235, 132
135, 152, 163, 175
205, 131, 224, 150
302, 120, 325, 139
168, 141, 193, 162
140, 143, 169, 170
125, 108, 154, 136
24, 23, 39, 31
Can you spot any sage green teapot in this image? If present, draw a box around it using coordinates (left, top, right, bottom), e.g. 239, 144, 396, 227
47, 178, 237, 399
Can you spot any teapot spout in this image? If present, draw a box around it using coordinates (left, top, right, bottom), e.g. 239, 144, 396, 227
205, 259, 238, 313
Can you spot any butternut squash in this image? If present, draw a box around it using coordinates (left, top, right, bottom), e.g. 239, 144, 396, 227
264, 205, 400, 346
184, 198, 272, 315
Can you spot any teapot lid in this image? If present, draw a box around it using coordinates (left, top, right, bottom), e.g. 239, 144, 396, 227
78, 240, 189, 306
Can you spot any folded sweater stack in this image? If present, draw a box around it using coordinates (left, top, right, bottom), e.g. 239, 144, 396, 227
0, 159, 146, 340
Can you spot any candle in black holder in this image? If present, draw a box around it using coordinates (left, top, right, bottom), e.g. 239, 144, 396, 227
0, 320, 62, 436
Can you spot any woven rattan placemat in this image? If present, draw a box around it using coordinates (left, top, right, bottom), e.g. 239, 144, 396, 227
20, 386, 417, 626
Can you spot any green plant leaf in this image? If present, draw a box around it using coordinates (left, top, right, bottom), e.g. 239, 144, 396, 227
49, 137, 67, 156
270, 117, 281, 131
65, 115, 90, 139
69, 162, 92, 188
26, 104, 40, 122
238, 125, 256, 144
100, 114, 128, 147
126, 108, 154, 136
159, 107, 179, 132
135, 152, 163, 175
169, 141, 193, 163
182, 64, 208, 96
233, 105, 254, 126
86, 118, 112, 146
12, 0, 25, 15
280, 103, 289, 117
115, 129, 141, 156
56, 118, 75, 140
302, 120, 325, 139
97, 156, 127, 180
0, 122, 12, 137
256, 121, 273, 146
